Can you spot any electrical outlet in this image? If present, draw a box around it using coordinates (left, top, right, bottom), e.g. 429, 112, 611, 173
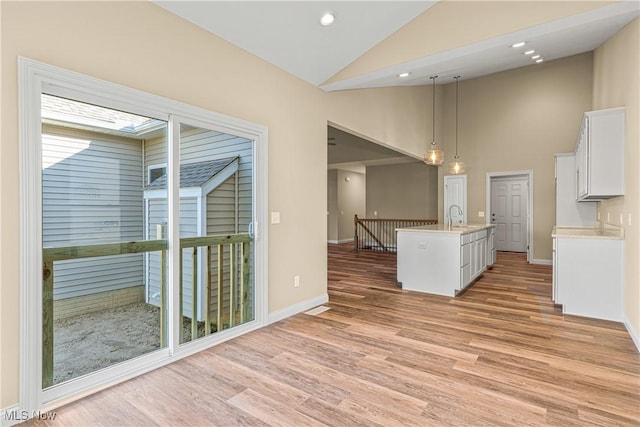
271, 212, 281, 224
294, 275, 300, 288
417, 242, 426, 249
374, 211, 378, 216
478, 211, 485, 218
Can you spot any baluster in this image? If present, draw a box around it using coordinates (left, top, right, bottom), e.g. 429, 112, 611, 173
241, 240, 250, 323
191, 247, 198, 341
204, 245, 211, 336
217, 244, 223, 331
229, 243, 236, 328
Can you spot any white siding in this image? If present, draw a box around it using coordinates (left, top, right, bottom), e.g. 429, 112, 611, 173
42, 128, 144, 300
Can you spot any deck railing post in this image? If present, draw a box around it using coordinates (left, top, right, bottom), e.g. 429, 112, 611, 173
354, 214, 359, 251
157, 224, 166, 348
42, 261, 54, 389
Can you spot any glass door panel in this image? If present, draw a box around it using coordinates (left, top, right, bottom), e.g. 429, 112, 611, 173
176, 122, 255, 344
41, 94, 168, 387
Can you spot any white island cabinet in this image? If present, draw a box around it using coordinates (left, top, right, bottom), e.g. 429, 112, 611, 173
397, 224, 495, 297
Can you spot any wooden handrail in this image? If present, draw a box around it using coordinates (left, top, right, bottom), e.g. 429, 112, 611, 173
42, 232, 253, 388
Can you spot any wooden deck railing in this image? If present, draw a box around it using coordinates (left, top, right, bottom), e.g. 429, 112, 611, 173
41, 232, 252, 389
354, 215, 437, 253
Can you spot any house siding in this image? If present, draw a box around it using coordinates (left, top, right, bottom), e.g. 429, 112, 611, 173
42, 126, 144, 301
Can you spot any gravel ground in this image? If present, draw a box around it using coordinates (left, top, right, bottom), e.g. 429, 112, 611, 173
53, 303, 161, 385
53, 302, 216, 385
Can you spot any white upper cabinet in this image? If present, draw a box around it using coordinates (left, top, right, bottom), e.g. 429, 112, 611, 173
575, 107, 625, 200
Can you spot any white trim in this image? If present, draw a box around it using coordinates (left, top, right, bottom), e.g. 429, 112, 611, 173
531, 258, 552, 265
18, 57, 269, 417
0, 404, 22, 427
201, 159, 239, 196
623, 314, 640, 353
268, 294, 329, 324
327, 239, 354, 244
486, 170, 534, 263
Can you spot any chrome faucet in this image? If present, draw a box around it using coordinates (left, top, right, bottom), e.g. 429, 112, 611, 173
448, 204, 463, 227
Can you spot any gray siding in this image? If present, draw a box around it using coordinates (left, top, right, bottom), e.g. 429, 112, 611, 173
144, 127, 254, 323
42, 128, 144, 300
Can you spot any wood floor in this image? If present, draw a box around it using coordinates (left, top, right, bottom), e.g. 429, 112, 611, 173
27, 245, 639, 426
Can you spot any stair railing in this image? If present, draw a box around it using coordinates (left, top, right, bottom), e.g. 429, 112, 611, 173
354, 215, 437, 252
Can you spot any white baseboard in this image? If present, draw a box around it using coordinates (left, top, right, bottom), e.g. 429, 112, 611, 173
531, 258, 552, 265
268, 293, 329, 324
1, 404, 23, 427
327, 238, 353, 244
623, 314, 640, 353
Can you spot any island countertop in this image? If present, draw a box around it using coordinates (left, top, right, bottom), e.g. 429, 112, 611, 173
396, 223, 496, 234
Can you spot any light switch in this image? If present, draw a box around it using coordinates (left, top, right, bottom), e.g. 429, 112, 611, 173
271, 212, 281, 224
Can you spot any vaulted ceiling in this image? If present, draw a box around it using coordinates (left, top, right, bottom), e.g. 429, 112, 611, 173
153, 1, 639, 166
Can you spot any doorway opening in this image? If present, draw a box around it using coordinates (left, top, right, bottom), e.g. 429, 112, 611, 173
486, 171, 533, 262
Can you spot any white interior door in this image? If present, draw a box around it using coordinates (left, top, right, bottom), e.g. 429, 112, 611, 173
491, 177, 528, 252
444, 175, 467, 225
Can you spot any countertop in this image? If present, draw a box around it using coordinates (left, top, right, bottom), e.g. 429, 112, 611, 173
396, 223, 495, 235
552, 225, 624, 240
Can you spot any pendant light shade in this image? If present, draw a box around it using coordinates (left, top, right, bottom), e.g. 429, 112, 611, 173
448, 75, 465, 174
424, 75, 444, 166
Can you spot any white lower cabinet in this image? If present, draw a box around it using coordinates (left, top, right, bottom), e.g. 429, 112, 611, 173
553, 236, 623, 321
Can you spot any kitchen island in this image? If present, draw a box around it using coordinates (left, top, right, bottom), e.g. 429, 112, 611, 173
397, 224, 496, 297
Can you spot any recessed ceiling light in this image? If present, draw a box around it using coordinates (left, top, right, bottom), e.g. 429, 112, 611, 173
536, 59, 544, 63
511, 42, 526, 48
320, 11, 336, 26
532, 55, 540, 59
525, 50, 535, 55
398, 72, 410, 78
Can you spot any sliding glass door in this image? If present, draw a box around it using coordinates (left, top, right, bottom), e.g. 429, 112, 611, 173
22, 60, 265, 410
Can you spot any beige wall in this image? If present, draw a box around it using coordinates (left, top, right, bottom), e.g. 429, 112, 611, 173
592, 19, 640, 337
327, 170, 339, 242
366, 162, 438, 219
0, 1, 432, 407
437, 53, 594, 261
336, 170, 366, 241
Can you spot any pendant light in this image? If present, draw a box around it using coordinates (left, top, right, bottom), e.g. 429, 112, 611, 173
448, 75, 465, 174
424, 75, 444, 166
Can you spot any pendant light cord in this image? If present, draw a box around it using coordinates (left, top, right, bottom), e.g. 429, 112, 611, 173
454, 75, 460, 158
430, 75, 437, 145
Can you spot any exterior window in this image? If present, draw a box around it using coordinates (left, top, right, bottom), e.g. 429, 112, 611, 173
148, 164, 167, 184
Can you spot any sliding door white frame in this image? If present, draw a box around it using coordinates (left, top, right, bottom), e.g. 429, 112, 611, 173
18, 57, 269, 414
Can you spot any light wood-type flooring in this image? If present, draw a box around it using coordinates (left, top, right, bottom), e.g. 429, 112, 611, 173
26, 245, 640, 426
